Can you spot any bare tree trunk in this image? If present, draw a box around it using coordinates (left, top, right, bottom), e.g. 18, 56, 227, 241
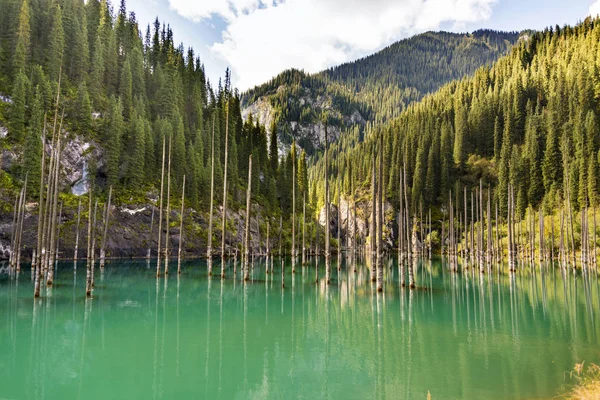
409, 218, 417, 288
399, 168, 404, 262
147, 206, 154, 260
376, 134, 383, 292
178, 175, 186, 275
10, 194, 19, 270
74, 199, 82, 261
15, 178, 28, 272
208, 114, 216, 275
292, 143, 296, 273
302, 193, 306, 266
156, 136, 166, 277
279, 214, 284, 287
370, 152, 376, 283
221, 102, 230, 278
90, 200, 98, 288
337, 183, 342, 271
164, 135, 172, 274
266, 221, 270, 274
35, 116, 48, 270
244, 156, 253, 281
52, 201, 62, 267
85, 192, 93, 297
99, 186, 112, 268
47, 113, 63, 286
487, 187, 492, 267
325, 124, 331, 285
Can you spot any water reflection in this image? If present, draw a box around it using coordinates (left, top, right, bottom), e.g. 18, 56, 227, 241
0, 257, 599, 399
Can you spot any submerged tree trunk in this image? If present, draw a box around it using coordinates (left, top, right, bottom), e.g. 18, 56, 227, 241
370, 153, 376, 283
279, 214, 284, 287
208, 114, 216, 275
221, 102, 230, 278
74, 199, 82, 261
376, 134, 383, 292
85, 192, 93, 296
147, 207, 155, 260
156, 136, 166, 277
324, 123, 331, 285
35, 117, 48, 271
302, 193, 306, 266
292, 143, 296, 273
178, 175, 186, 275
164, 135, 173, 274
244, 156, 252, 282
99, 186, 112, 268
90, 200, 98, 288
409, 218, 417, 288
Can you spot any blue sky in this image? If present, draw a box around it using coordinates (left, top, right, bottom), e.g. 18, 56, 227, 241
126, 0, 599, 91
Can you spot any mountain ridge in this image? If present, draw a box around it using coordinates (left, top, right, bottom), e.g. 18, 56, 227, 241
241, 29, 521, 155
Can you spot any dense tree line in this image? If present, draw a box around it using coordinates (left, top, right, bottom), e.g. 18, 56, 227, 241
0, 0, 308, 219
310, 18, 600, 224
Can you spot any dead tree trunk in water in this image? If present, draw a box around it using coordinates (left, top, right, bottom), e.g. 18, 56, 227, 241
244, 156, 253, 282
147, 207, 154, 260
409, 218, 417, 288
337, 183, 342, 271
207, 114, 216, 275
370, 152, 376, 283
74, 199, 82, 261
85, 192, 93, 297
99, 186, 112, 268
266, 221, 270, 274
324, 123, 331, 285
302, 193, 306, 266
90, 200, 98, 287
164, 135, 172, 274
156, 136, 166, 277
178, 175, 186, 275
14, 178, 28, 272
221, 102, 230, 278
35, 116, 48, 270
508, 184, 515, 271
376, 134, 383, 292
292, 143, 296, 273
279, 214, 284, 287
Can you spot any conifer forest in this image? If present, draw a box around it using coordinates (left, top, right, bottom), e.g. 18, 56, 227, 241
1, 1, 600, 399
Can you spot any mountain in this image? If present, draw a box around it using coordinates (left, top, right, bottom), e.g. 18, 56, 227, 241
241, 30, 520, 155
309, 17, 600, 222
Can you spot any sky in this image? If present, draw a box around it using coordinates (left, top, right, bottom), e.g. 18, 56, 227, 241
126, 0, 600, 91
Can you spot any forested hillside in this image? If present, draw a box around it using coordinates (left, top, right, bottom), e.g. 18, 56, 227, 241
241, 30, 519, 154
0, 0, 309, 217
310, 17, 600, 222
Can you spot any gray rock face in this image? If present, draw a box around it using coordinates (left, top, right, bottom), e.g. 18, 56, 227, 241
57, 135, 104, 195
318, 196, 395, 250
242, 89, 364, 155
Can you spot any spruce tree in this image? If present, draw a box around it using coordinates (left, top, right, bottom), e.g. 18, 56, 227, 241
46, 2, 64, 82
106, 97, 124, 187
12, 0, 30, 75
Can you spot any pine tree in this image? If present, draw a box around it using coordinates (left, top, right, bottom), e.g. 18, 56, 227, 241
46, 2, 64, 82
75, 82, 92, 132
9, 70, 29, 143
106, 97, 124, 187
119, 57, 132, 117
23, 86, 43, 195
12, 0, 30, 75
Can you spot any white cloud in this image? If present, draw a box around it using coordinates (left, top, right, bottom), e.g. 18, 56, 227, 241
590, 0, 600, 16
169, 0, 496, 90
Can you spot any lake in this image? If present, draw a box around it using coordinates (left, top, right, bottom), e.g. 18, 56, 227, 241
0, 257, 599, 399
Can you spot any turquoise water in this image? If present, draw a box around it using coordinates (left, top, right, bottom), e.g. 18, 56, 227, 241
0, 258, 599, 399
